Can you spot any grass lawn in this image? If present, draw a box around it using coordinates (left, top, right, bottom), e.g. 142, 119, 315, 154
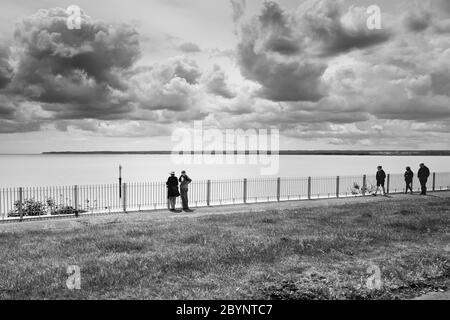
0, 195, 449, 299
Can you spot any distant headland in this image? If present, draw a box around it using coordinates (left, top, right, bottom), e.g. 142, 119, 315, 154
42, 150, 450, 156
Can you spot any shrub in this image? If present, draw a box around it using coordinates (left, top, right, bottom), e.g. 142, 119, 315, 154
351, 182, 377, 195
8, 199, 47, 217
8, 199, 85, 218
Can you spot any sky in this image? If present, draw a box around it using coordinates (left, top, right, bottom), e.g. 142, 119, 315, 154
0, 0, 449, 153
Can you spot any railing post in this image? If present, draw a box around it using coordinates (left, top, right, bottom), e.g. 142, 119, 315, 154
122, 183, 127, 213
18, 187, 23, 221
277, 177, 281, 202
386, 174, 390, 194
307, 177, 311, 200
336, 176, 340, 198
73, 185, 79, 217
243, 179, 247, 204
207, 180, 211, 206
432, 172, 436, 191
362, 175, 367, 196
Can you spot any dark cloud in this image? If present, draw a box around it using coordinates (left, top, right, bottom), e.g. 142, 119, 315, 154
205, 64, 236, 99
302, 0, 391, 56
0, 120, 41, 133
237, 31, 327, 101
404, 8, 431, 31
0, 45, 12, 89
431, 71, 450, 96
178, 42, 201, 53
403, 0, 450, 33
236, 2, 327, 102
172, 58, 202, 84
257, 1, 301, 55
230, 0, 246, 23
0, 100, 16, 119
235, 1, 392, 103
9, 7, 140, 118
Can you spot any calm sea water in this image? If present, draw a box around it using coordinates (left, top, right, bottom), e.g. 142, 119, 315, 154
0, 154, 448, 187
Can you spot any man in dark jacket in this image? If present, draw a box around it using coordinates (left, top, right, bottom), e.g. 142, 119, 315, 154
418, 163, 430, 195
166, 172, 180, 211
179, 170, 192, 211
404, 167, 414, 194
374, 166, 386, 196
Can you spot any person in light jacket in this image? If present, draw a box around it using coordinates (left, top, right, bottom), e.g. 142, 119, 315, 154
179, 170, 192, 211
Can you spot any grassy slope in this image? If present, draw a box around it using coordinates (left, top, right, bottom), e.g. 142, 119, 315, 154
0, 196, 449, 300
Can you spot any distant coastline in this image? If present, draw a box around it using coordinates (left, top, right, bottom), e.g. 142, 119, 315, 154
41, 150, 450, 156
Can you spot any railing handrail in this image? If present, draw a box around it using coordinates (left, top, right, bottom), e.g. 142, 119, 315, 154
1, 171, 449, 190
1, 171, 449, 221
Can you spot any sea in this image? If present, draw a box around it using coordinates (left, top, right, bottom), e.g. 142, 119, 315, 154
0, 154, 448, 187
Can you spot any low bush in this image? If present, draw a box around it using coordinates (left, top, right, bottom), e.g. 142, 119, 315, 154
8, 199, 85, 217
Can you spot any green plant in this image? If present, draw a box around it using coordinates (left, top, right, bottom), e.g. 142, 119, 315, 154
8, 199, 85, 217
9, 199, 47, 217
351, 182, 376, 195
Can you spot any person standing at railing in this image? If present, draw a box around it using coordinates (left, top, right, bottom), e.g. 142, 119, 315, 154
418, 163, 430, 195
404, 167, 414, 194
179, 170, 192, 211
166, 172, 180, 211
373, 166, 386, 196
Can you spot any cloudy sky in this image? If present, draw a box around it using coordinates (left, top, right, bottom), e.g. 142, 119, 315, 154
0, 0, 449, 153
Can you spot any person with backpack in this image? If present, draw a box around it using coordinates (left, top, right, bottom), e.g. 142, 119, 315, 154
404, 166, 414, 194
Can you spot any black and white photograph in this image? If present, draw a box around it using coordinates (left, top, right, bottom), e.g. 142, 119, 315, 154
0, 0, 449, 307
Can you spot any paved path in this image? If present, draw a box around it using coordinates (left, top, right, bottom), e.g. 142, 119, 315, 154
1, 191, 449, 233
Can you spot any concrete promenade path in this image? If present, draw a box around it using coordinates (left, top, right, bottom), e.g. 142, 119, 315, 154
1, 190, 450, 233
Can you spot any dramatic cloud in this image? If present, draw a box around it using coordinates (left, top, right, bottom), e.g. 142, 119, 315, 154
0, 0, 449, 149
236, 3, 327, 102
302, 0, 391, 56
403, 0, 450, 33
125, 57, 204, 112
205, 64, 236, 99
235, 0, 392, 102
9, 7, 140, 119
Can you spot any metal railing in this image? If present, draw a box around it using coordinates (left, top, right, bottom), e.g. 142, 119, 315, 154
1, 172, 449, 222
